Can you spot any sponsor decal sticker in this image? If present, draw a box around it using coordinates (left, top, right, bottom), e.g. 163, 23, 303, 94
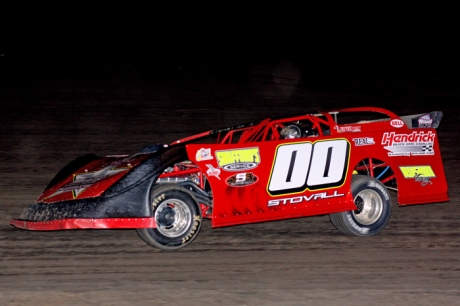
400, 165, 435, 178
335, 125, 361, 133
206, 164, 221, 180
399, 165, 435, 186
382, 131, 435, 156
390, 119, 404, 128
267, 139, 350, 195
418, 114, 433, 128
268, 190, 345, 207
50, 166, 129, 198
196, 148, 213, 161
215, 147, 261, 171
352, 137, 375, 146
226, 172, 258, 187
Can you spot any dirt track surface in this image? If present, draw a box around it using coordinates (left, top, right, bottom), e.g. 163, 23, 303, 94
1, 61, 459, 305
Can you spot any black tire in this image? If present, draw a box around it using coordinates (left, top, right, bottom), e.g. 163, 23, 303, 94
136, 185, 202, 250
329, 175, 391, 236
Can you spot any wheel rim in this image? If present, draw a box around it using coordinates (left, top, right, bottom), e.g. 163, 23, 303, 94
352, 189, 383, 225
154, 199, 192, 238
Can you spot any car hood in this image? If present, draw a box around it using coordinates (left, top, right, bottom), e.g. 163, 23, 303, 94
37, 153, 152, 203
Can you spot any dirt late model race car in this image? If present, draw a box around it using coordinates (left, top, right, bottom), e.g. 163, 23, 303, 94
10, 107, 449, 250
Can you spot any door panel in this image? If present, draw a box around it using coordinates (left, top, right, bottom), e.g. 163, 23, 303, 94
187, 138, 355, 228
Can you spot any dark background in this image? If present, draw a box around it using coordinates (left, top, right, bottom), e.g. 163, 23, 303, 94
2, 10, 459, 85
2, 16, 460, 305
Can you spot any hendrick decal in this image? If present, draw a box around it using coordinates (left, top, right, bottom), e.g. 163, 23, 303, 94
382, 131, 435, 156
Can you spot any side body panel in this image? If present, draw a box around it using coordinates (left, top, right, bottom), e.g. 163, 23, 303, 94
187, 126, 448, 228
188, 137, 357, 228
356, 128, 449, 205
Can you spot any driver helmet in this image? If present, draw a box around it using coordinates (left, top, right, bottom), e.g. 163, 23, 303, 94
280, 124, 301, 139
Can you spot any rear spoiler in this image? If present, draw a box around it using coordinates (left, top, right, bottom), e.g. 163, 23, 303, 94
400, 111, 443, 129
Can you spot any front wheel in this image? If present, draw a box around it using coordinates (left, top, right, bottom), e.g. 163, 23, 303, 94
329, 175, 391, 236
137, 185, 202, 250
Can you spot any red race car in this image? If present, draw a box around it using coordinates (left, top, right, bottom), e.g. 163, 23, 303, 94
10, 107, 449, 250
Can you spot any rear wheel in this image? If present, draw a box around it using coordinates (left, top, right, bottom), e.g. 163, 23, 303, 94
137, 185, 202, 250
329, 175, 391, 236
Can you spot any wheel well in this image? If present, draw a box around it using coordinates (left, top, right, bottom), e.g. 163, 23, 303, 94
353, 158, 398, 191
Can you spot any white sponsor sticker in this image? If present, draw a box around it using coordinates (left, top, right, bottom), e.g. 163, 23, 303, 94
390, 119, 404, 128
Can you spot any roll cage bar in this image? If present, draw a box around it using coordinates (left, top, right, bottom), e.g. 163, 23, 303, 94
169, 107, 402, 146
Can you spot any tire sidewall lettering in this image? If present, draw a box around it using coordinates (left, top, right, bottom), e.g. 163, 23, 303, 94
182, 215, 201, 243
152, 193, 166, 210
345, 213, 369, 234
148, 188, 202, 249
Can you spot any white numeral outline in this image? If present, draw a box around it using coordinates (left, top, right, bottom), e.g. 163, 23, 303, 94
267, 139, 350, 196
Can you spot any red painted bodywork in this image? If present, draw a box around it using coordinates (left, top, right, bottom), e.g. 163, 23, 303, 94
10, 107, 449, 230
186, 114, 448, 228
38, 154, 151, 203
10, 217, 156, 230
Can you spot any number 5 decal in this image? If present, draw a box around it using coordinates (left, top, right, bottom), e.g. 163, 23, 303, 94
268, 139, 350, 195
